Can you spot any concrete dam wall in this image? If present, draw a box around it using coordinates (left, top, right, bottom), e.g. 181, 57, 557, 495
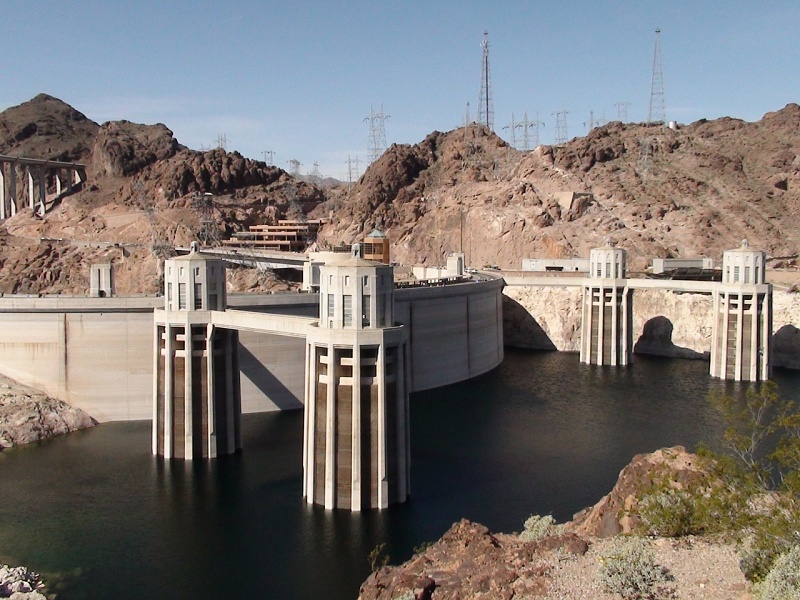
0, 279, 504, 422
503, 284, 800, 369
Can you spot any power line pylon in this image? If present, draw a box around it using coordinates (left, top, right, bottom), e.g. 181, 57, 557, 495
133, 180, 174, 260
288, 159, 301, 177
364, 104, 389, 164
216, 134, 228, 151
502, 113, 519, 148
615, 102, 630, 122
194, 191, 220, 247
647, 28, 666, 125
583, 111, 603, 132
346, 155, 360, 188
552, 110, 569, 145
262, 150, 275, 165
477, 31, 494, 130
309, 162, 322, 181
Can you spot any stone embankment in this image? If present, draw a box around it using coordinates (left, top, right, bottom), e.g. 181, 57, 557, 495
358, 447, 750, 600
0, 374, 95, 450
0, 564, 47, 599
503, 286, 800, 368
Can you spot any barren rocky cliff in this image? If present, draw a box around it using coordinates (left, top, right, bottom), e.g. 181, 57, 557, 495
2, 94, 800, 296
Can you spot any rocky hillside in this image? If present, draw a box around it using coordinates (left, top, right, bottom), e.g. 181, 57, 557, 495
0, 94, 323, 295
2, 94, 799, 294
316, 107, 800, 271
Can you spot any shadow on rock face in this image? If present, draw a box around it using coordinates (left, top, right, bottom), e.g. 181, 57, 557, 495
502, 295, 557, 350
634, 315, 708, 360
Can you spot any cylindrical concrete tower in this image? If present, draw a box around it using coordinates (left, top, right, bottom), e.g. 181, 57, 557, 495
710, 240, 772, 381
153, 242, 241, 459
580, 244, 632, 366
303, 245, 410, 510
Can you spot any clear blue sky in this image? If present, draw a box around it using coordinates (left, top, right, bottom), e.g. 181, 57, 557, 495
2, 1, 798, 180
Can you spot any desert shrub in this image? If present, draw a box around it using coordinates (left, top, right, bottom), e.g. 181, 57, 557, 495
392, 592, 415, 600
637, 487, 696, 538
756, 544, 800, 599
598, 536, 674, 600
519, 514, 555, 542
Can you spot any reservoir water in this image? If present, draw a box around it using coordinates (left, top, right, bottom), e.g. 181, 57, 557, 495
2, 350, 800, 599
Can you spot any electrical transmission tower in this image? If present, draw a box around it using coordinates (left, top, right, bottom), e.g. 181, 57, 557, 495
262, 150, 275, 165
193, 191, 220, 247
503, 113, 519, 148
583, 111, 603, 132
552, 110, 569, 145
477, 31, 494, 130
216, 134, 228, 150
615, 102, 630, 122
364, 104, 389, 164
518, 112, 544, 150
647, 28, 665, 125
309, 162, 322, 181
133, 180, 174, 260
346, 155, 361, 187
288, 159, 301, 177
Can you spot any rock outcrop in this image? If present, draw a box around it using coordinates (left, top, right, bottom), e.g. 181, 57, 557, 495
0, 375, 95, 449
358, 519, 587, 600
358, 447, 735, 599
567, 446, 710, 538
0, 564, 47, 599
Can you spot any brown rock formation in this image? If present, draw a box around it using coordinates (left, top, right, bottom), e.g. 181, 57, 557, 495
358, 519, 587, 600
357, 447, 728, 599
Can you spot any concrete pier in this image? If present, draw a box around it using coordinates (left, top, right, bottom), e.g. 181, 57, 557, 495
0, 155, 86, 219
153, 243, 241, 459
303, 246, 410, 510
710, 241, 772, 381
580, 245, 632, 366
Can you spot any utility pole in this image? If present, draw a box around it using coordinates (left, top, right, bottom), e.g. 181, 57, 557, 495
615, 102, 630, 122
364, 104, 389, 164
552, 110, 569, 145
262, 150, 275, 165
477, 31, 494, 130
647, 28, 666, 125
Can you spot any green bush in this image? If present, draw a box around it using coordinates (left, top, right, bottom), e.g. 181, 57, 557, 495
519, 514, 555, 542
756, 544, 800, 599
598, 536, 674, 600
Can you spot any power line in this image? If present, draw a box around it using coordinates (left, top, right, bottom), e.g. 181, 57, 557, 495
477, 30, 494, 130
364, 104, 389, 164
647, 28, 666, 125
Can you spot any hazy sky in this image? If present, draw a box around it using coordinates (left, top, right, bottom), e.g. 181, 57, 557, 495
2, 1, 798, 180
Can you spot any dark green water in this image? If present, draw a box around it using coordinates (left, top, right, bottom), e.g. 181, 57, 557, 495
1, 350, 799, 599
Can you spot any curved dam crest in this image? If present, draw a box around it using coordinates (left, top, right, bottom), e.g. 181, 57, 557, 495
0, 278, 504, 422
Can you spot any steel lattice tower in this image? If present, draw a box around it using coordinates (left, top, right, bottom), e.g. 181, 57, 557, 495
647, 28, 665, 125
552, 110, 569, 145
477, 31, 493, 130
615, 102, 630, 122
365, 104, 389, 164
